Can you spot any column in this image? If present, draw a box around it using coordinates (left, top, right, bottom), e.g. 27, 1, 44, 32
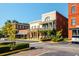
52, 21, 54, 30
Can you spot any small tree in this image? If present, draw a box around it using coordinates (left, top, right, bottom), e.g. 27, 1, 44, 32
47, 30, 51, 36
39, 30, 47, 37
0, 30, 4, 38
52, 30, 62, 42
2, 20, 16, 50
2, 20, 16, 40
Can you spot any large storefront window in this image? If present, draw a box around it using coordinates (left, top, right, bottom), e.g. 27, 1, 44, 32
78, 30, 79, 36
72, 29, 79, 36
72, 30, 77, 36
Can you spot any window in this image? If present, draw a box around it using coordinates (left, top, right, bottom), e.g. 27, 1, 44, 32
45, 24, 48, 29
45, 16, 50, 21
71, 18, 76, 25
72, 30, 77, 36
72, 30, 79, 36
20, 25, 22, 29
19, 25, 21, 29
72, 6, 76, 13
78, 30, 79, 35
24, 26, 27, 29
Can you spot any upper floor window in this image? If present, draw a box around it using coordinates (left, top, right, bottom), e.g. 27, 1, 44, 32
72, 6, 76, 13
71, 18, 76, 25
45, 16, 50, 21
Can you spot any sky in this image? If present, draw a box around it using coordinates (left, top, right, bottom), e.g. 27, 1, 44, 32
0, 3, 68, 27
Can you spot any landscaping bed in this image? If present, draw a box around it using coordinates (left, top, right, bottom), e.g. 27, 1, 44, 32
40, 37, 52, 41
0, 42, 29, 54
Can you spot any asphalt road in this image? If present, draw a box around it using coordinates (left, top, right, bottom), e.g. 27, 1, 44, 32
31, 42, 79, 56
39, 43, 79, 56
1, 39, 79, 56
8, 42, 79, 56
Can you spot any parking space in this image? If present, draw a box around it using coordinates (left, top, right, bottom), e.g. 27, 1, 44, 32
8, 42, 79, 56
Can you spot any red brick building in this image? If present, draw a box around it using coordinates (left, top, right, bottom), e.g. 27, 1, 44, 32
56, 12, 68, 38
68, 3, 79, 42
13, 22, 30, 39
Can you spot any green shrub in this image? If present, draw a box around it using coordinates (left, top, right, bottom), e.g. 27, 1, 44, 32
63, 38, 69, 42
52, 36, 62, 42
14, 43, 29, 50
0, 42, 29, 53
0, 42, 14, 50
51, 30, 62, 42
0, 42, 15, 45
0, 45, 10, 53
52, 37, 69, 42
41, 37, 51, 41
0, 42, 16, 50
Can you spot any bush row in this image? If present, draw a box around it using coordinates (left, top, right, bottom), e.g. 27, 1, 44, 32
0, 42, 29, 53
41, 37, 52, 41
14, 43, 29, 50
40, 37, 69, 42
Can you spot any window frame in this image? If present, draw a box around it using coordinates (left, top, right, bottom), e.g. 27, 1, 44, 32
45, 16, 50, 21
71, 5, 76, 14
71, 17, 76, 25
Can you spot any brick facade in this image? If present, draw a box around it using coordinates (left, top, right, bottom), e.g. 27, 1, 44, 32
68, 3, 79, 42
56, 12, 68, 38
13, 23, 30, 39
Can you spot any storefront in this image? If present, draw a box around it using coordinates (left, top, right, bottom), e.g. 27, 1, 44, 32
71, 28, 79, 42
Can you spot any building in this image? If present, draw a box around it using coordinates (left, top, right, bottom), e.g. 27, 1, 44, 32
68, 3, 79, 42
29, 11, 68, 39
29, 20, 42, 39
13, 22, 30, 39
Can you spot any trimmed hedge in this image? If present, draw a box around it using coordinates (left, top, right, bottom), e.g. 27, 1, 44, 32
14, 43, 29, 50
0, 42, 29, 53
0, 42, 16, 45
0, 42, 14, 53
0, 45, 10, 53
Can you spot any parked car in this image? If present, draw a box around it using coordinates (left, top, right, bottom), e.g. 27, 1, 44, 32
0, 38, 8, 40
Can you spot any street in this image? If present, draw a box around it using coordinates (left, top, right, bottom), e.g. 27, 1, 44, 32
8, 41, 79, 56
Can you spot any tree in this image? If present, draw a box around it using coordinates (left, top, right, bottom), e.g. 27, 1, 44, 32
12, 20, 19, 23
0, 30, 4, 38
2, 20, 16, 41
2, 20, 17, 50
47, 30, 52, 37
39, 30, 47, 37
52, 30, 62, 42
